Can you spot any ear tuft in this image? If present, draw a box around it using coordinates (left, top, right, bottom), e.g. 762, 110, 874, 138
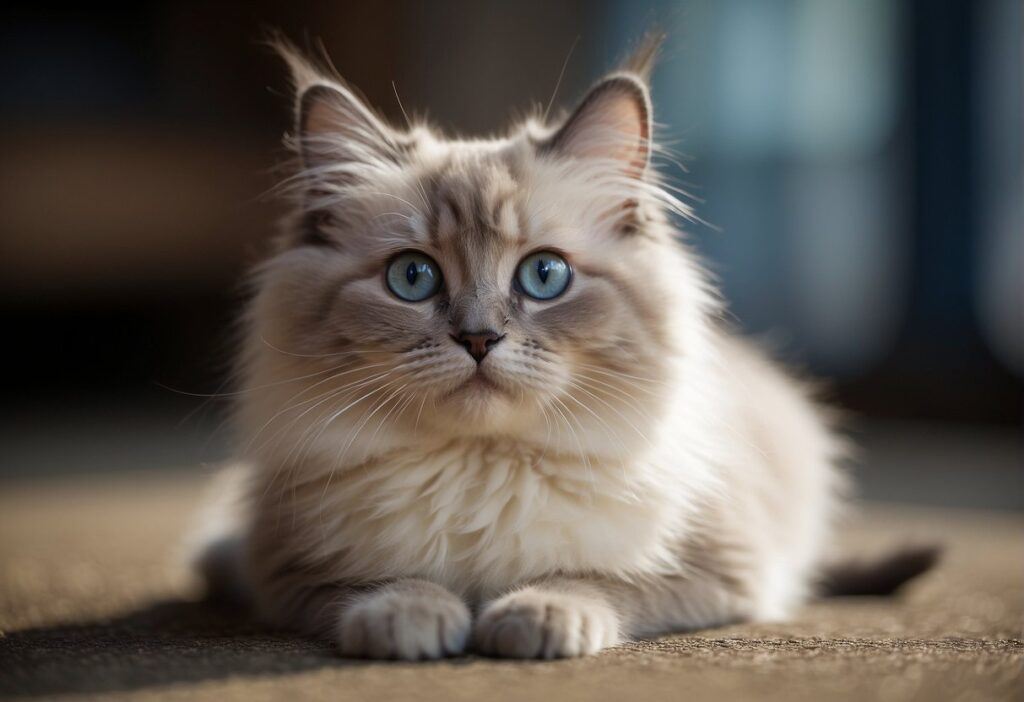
544, 74, 652, 178
265, 31, 330, 99
621, 30, 666, 83
297, 83, 398, 169
268, 32, 398, 173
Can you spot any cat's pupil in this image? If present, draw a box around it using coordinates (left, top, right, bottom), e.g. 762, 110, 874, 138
406, 262, 418, 286
536, 259, 550, 284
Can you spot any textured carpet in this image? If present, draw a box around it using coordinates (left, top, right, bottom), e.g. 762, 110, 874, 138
0, 470, 1021, 701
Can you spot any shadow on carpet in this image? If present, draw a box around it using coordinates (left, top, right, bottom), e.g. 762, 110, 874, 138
0, 600, 390, 697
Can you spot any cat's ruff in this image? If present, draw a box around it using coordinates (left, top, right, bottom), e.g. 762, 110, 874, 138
194, 35, 852, 661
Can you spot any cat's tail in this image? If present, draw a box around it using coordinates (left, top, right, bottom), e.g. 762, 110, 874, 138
818, 545, 941, 597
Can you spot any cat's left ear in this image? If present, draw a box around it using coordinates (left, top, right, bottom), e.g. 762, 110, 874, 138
542, 73, 652, 179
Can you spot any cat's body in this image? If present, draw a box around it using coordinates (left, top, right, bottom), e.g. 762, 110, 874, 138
193, 38, 917, 660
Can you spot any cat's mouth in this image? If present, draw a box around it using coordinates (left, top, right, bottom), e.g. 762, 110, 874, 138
447, 368, 507, 400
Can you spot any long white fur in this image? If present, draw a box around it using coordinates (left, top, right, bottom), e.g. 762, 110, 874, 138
192, 38, 847, 660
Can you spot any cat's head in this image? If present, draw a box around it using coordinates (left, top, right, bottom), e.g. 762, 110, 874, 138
241, 38, 713, 462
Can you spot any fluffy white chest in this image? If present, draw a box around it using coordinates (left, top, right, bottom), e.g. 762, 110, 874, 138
288, 438, 684, 598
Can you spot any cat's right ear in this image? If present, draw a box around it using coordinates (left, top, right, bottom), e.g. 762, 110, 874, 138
540, 75, 652, 180
271, 34, 401, 176
296, 82, 401, 174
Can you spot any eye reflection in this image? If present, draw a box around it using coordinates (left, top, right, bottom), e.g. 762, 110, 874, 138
516, 251, 571, 300
386, 252, 442, 302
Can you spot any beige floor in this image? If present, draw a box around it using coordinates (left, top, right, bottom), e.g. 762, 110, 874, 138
0, 470, 1021, 701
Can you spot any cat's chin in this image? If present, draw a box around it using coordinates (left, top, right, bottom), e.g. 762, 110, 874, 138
443, 375, 509, 411
427, 374, 530, 434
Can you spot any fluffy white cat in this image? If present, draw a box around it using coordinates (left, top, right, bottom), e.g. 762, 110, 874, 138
193, 35, 933, 660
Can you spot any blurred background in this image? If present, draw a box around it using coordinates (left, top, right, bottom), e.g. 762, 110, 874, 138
1, 0, 1020, 509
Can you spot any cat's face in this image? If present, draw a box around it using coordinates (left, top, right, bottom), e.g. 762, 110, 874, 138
244, 58, 704, 458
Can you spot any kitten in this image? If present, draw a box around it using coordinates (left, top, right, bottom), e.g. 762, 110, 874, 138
194, 36, 933, 660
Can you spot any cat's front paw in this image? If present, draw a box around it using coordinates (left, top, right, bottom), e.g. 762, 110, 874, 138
474, 587, 620, 659
336, 581, 471, 660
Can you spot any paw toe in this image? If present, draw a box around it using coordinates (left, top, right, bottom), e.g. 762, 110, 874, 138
475, 591, 618, 659
336, 588, 470, 660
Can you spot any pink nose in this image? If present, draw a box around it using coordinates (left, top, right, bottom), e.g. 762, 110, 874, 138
453, 330, 503, 363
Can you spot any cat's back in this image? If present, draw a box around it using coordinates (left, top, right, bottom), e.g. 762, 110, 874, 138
688, 330, 847, 614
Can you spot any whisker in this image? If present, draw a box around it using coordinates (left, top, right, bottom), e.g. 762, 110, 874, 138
274, 371, 399, 467
158, 358, 369, 399
260, 336, 384, 359
573, 373, 654, 414
365, 191, 425, 218
243, 367, 393, 456
371, 211, 413, 222
548, 395, 595, 489
534, 398, 555, 464
563, 386, 642, 500
363, 384, 413, 455
413, 394, 428, 434
574, 362, 663, 386
569, 381, 651, 447
317, 379, 410, 524
254, 372, 397, 505
543, 35, 580, 123
259, 369, 402, 482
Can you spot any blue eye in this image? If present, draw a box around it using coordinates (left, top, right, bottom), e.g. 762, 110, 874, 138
386, 252, 442, 302
516, 251, 572, 300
